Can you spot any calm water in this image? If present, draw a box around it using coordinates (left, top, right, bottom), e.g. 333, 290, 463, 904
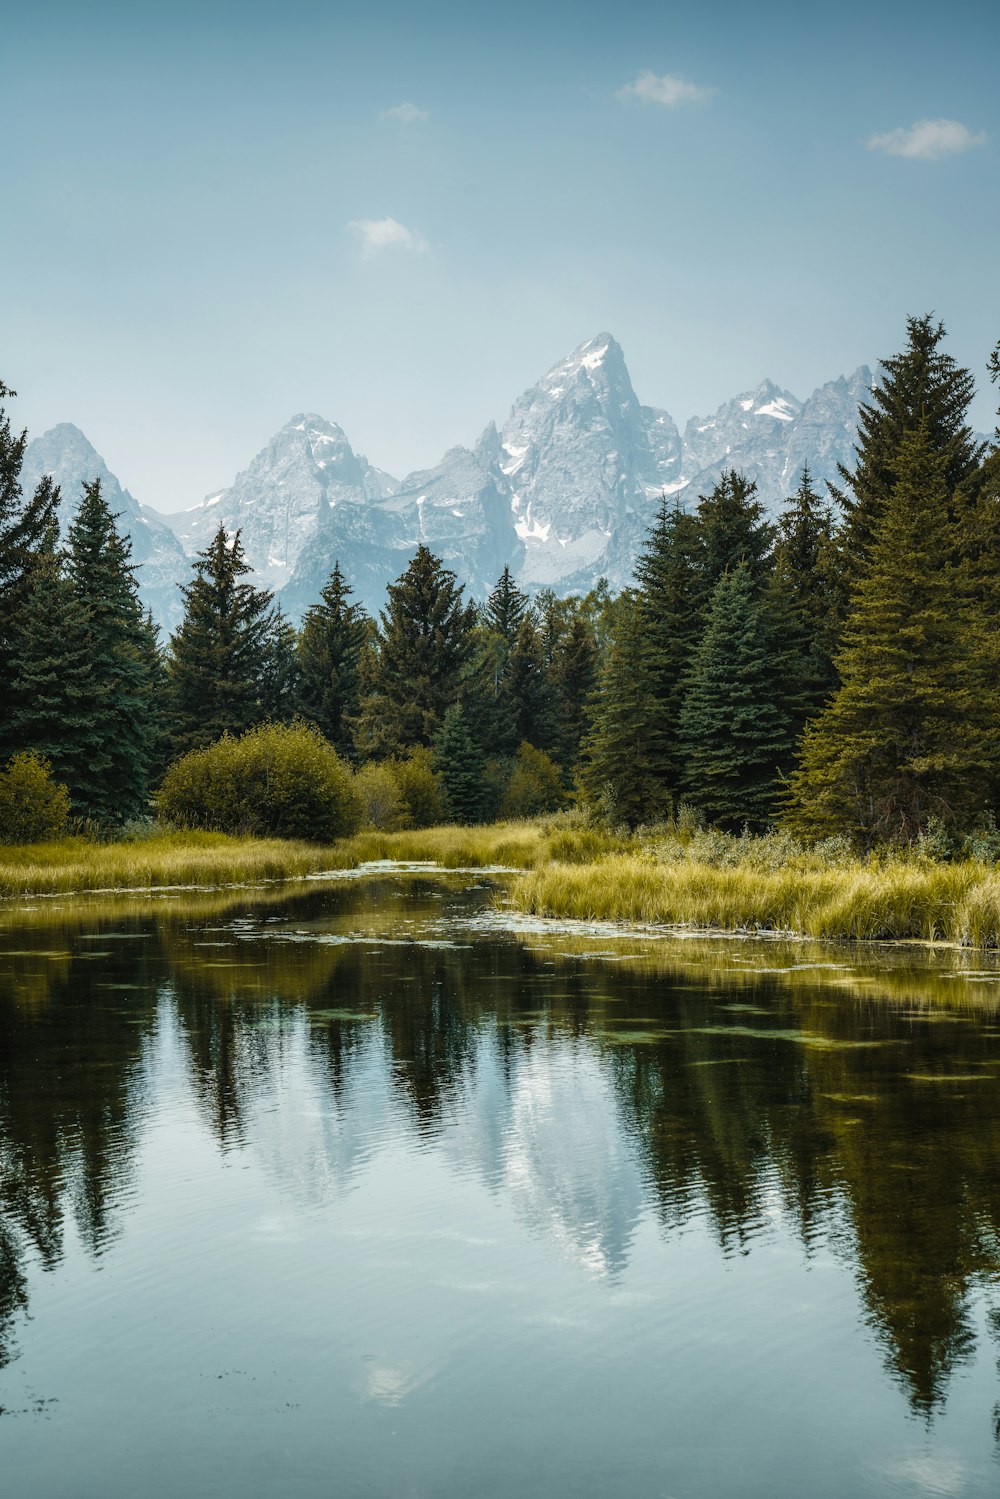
2, 872, 1000, 1498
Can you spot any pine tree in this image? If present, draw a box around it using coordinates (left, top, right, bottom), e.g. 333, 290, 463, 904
633, 498, 705, 796
356, 545, 475, 755
485, 565, 528, 645
434, 702, 487, 823
767, 468, 842, 746
64, 480, 158, 822
550, 612, 598, 770
502, 611, 553, 752
259, 609, 300, 723
0, 380, 60, 757
166, 527, 275, 756
678, 564, 792, 832
786, 424, 987, 843
296, 563, 368, 756
696, 470, 774, 594
579, 594, 670, 828
5, 524, 100, 803
833, 315, 984, 578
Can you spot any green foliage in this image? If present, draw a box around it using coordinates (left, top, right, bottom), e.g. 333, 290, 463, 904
678, 563, 793, 832
296, 562, 368, 756
166, 527, 275, 757
434, 702, 487, 824
157, 722, 361, 841
696, 469, 774, 592
357, 545, 476, 755
0, 752, 70, 844
785, 423, 988, 844
355, 761, 410, 831
484, 564, 528, 644
549, 611, 598, 769
499, 742, 566, 818
391, 746, 446, 828
767, 467, 842, 743
503, 611, 553, 752
579, 594, 671, 829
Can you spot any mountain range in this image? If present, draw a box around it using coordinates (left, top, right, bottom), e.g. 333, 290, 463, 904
21, 334, 872, 629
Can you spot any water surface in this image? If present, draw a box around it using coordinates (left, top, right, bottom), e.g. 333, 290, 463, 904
2, 874, 1000, 1497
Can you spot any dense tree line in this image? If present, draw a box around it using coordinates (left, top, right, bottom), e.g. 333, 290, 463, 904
2, 312, 999, 844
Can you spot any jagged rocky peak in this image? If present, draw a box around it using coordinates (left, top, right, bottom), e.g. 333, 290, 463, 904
19, 423, 189, 631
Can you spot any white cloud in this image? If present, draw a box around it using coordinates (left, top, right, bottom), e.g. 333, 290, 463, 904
346, 217, 429, 255
867, 118, 986, 160
616, 70, 713, 108
380, 101, 428, 124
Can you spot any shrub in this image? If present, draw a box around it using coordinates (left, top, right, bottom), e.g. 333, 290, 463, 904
392, 746, 446, 828
355, 761, 409, 831
0, 752, 71, 844
157, 722, 361, 841
499, 742, 566, 819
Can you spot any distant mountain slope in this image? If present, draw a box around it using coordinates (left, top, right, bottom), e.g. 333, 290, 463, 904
20, 424, 190, 631
47, 335, 874, 622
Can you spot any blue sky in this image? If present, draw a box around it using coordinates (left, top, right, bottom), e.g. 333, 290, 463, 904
3, 0, 997, 510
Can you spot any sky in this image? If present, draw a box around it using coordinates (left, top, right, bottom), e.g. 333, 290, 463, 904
3, 0, 998, 511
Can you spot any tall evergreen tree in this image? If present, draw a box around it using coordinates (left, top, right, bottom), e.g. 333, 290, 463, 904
166, 527, 274, 756
5, 524, 99, 802
63, 479, 159, 821
579, 594, 670, 828
0, 380, 60, 757
502, 611, 553, 752
434, 702, 487, 824
678, 564, 792, 832
767, 467, 842, 745
485, 565, 528, 645
633, 498, 705, 796
260, 608, 300, 723
550, 612, 598, 771
296, 562, 368, 756
786, 424, 988, 843
696, 470, 774, 594
357, 545, 475, 755
832, 315, 984, 578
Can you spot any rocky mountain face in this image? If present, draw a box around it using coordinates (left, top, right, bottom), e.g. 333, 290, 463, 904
19, 424, 190, 631
35, 336, 872, 628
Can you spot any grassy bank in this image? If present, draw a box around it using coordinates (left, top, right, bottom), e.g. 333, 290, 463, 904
0, 821, 574, 898
506, 841, 1000, 948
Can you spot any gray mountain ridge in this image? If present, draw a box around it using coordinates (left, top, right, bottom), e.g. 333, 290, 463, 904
24, 335, 873, 628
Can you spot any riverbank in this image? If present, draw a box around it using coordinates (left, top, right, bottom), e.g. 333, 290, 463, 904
4, 821, 1000, 949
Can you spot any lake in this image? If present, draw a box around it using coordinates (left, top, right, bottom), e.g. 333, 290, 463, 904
2, 870, 1000, 1497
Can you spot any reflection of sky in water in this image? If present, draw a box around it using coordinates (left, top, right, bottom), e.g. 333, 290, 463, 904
1, 878, 1000, 1496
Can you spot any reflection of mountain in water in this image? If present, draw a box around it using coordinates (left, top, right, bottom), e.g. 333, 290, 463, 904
2, 882, 1000, 1419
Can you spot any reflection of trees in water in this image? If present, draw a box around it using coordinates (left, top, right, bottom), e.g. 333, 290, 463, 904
2, 882, 1000, 1418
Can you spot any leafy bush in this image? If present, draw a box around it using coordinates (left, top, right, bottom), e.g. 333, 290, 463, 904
392, 746, 446, 828
157, 722, 361, 841
355, 761, 409, 831
499, 742, 566, 819
0, 752, 71, 844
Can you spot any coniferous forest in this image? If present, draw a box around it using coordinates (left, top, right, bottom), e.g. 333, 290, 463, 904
2, 314, 1000, 854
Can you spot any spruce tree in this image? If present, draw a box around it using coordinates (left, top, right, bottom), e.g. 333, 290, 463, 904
550, 612, 598, 771
259, 609, 300, 723
296, 562, 368, 755
5, 525, 100, 804
786, 424, 987, 843
579, 594, 670, 828
64, 479, 158, 822
767, 468, 842, 746
633, 498, 705, 796
0, 380, 60, 757
434, 702, 487, 824
696, 470, 774, 594
678, 564, 792, 832
833, 315, 984, 578
502, 611, 552, 752
357, 545, 475, 755
166, 527, 274, 756
485, 565, 528, 645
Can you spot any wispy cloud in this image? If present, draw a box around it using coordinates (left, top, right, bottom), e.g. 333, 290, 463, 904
347, 217, 429, 255
867, 118, 986, 160
380, 101, 428, 124
616, 70, 713, 108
